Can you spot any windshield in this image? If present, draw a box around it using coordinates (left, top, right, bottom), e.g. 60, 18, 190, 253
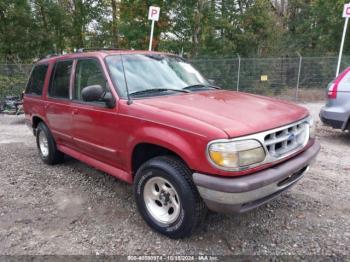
105, 54, 209, 98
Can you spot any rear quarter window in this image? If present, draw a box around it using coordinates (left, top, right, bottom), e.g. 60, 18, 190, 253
25, 64, 48, 96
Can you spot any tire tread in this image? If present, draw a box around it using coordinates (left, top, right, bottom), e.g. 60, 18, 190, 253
134, 155, 207, 238
156, 156, 207, 236
36, 122, 64, 165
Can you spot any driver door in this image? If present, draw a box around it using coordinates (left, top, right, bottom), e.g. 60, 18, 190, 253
71, 58, 120, 166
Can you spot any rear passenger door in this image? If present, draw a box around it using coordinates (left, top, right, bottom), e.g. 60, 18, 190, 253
71, 58, 120, 166
45, 60, 74, 146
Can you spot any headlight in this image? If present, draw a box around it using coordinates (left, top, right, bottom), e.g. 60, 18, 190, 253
307, 116, 315, 138
207, 139, 266, 170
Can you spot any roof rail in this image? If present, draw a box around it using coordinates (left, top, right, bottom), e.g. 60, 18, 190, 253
39, 54, 59, 60
76, 48, 124, 53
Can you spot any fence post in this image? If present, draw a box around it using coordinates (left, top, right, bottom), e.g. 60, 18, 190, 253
296, 52, 302, 102
236, 54, 241, 92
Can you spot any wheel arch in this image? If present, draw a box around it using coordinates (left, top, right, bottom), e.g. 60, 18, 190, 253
31, 115, 47, 135
131, 143, 189, 176
129, 127, 200, 176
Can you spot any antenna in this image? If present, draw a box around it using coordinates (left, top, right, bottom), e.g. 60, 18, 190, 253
120, 54, 133, 105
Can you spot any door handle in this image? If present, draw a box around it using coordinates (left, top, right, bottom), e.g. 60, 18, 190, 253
72, 109, 78, 115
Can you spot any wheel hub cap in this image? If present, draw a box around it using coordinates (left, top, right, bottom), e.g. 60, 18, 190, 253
143, 176, 181, 224
38, 131, 49, 157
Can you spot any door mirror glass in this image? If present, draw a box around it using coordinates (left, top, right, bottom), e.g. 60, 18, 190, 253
81, 85, 116, 108
81, 85, 104, 102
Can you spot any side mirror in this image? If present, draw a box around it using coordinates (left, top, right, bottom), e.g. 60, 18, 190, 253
102, 91, 116, 108
82, 85, 104, 102
81, 85, 116, 108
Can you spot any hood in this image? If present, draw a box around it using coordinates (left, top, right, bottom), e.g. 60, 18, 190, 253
136, 90, 309, 138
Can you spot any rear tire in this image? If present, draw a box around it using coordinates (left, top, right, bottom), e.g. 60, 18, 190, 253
133, 156, 207, 238
36, 122, 64, 165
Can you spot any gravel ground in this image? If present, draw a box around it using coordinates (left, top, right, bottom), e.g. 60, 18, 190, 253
0, 102, 349, 257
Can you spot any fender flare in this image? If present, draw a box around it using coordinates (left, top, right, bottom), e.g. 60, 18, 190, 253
127, 126, 202, 171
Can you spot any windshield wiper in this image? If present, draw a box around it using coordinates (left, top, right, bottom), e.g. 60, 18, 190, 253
130, 88, 190, 97
183, 84, 221, 91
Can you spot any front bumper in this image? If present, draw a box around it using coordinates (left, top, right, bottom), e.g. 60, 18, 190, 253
193, 141, 320, 213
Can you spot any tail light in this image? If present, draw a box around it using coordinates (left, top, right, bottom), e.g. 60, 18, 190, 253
328, 67, 350, 99
327, 83, 337, 99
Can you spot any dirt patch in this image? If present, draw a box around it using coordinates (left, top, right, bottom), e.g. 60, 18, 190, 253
0, 103, 349, 256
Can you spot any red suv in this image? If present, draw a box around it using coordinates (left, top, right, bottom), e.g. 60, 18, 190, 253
23, 49, 320, 238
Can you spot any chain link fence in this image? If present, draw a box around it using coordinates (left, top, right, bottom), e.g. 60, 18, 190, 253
191, 55, 350, 102
0, 64, 32, 99
1, 55, 350, 101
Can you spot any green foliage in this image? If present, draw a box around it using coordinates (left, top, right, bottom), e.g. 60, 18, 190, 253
0, 74, 27, 98
0, 64, 31, 99
0, 0, 349, 62
284, 0, 346, 55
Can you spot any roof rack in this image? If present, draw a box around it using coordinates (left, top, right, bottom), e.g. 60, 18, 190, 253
36, 53, 59, 62
76, 48, 124, 53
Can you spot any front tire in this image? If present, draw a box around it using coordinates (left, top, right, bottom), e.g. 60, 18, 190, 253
133, 156, 207, 238
36, 122, 64, 165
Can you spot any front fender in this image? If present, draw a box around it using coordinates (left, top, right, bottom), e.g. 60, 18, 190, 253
127, 125, 206, 172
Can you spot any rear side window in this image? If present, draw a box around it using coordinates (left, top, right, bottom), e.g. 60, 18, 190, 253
25, 64, 48, 96
49, 60, 73, 99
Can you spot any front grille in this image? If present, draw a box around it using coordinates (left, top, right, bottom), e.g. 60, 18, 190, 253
264, 121, 308, 158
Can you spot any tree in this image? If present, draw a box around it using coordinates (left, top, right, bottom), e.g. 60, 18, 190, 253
111, 0, 119, 47
283, 0, 347, 56
0, 0, 36, 61
1, 0, 350, 62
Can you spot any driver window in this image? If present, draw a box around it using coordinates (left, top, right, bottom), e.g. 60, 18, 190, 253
74, 59, 107, 101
